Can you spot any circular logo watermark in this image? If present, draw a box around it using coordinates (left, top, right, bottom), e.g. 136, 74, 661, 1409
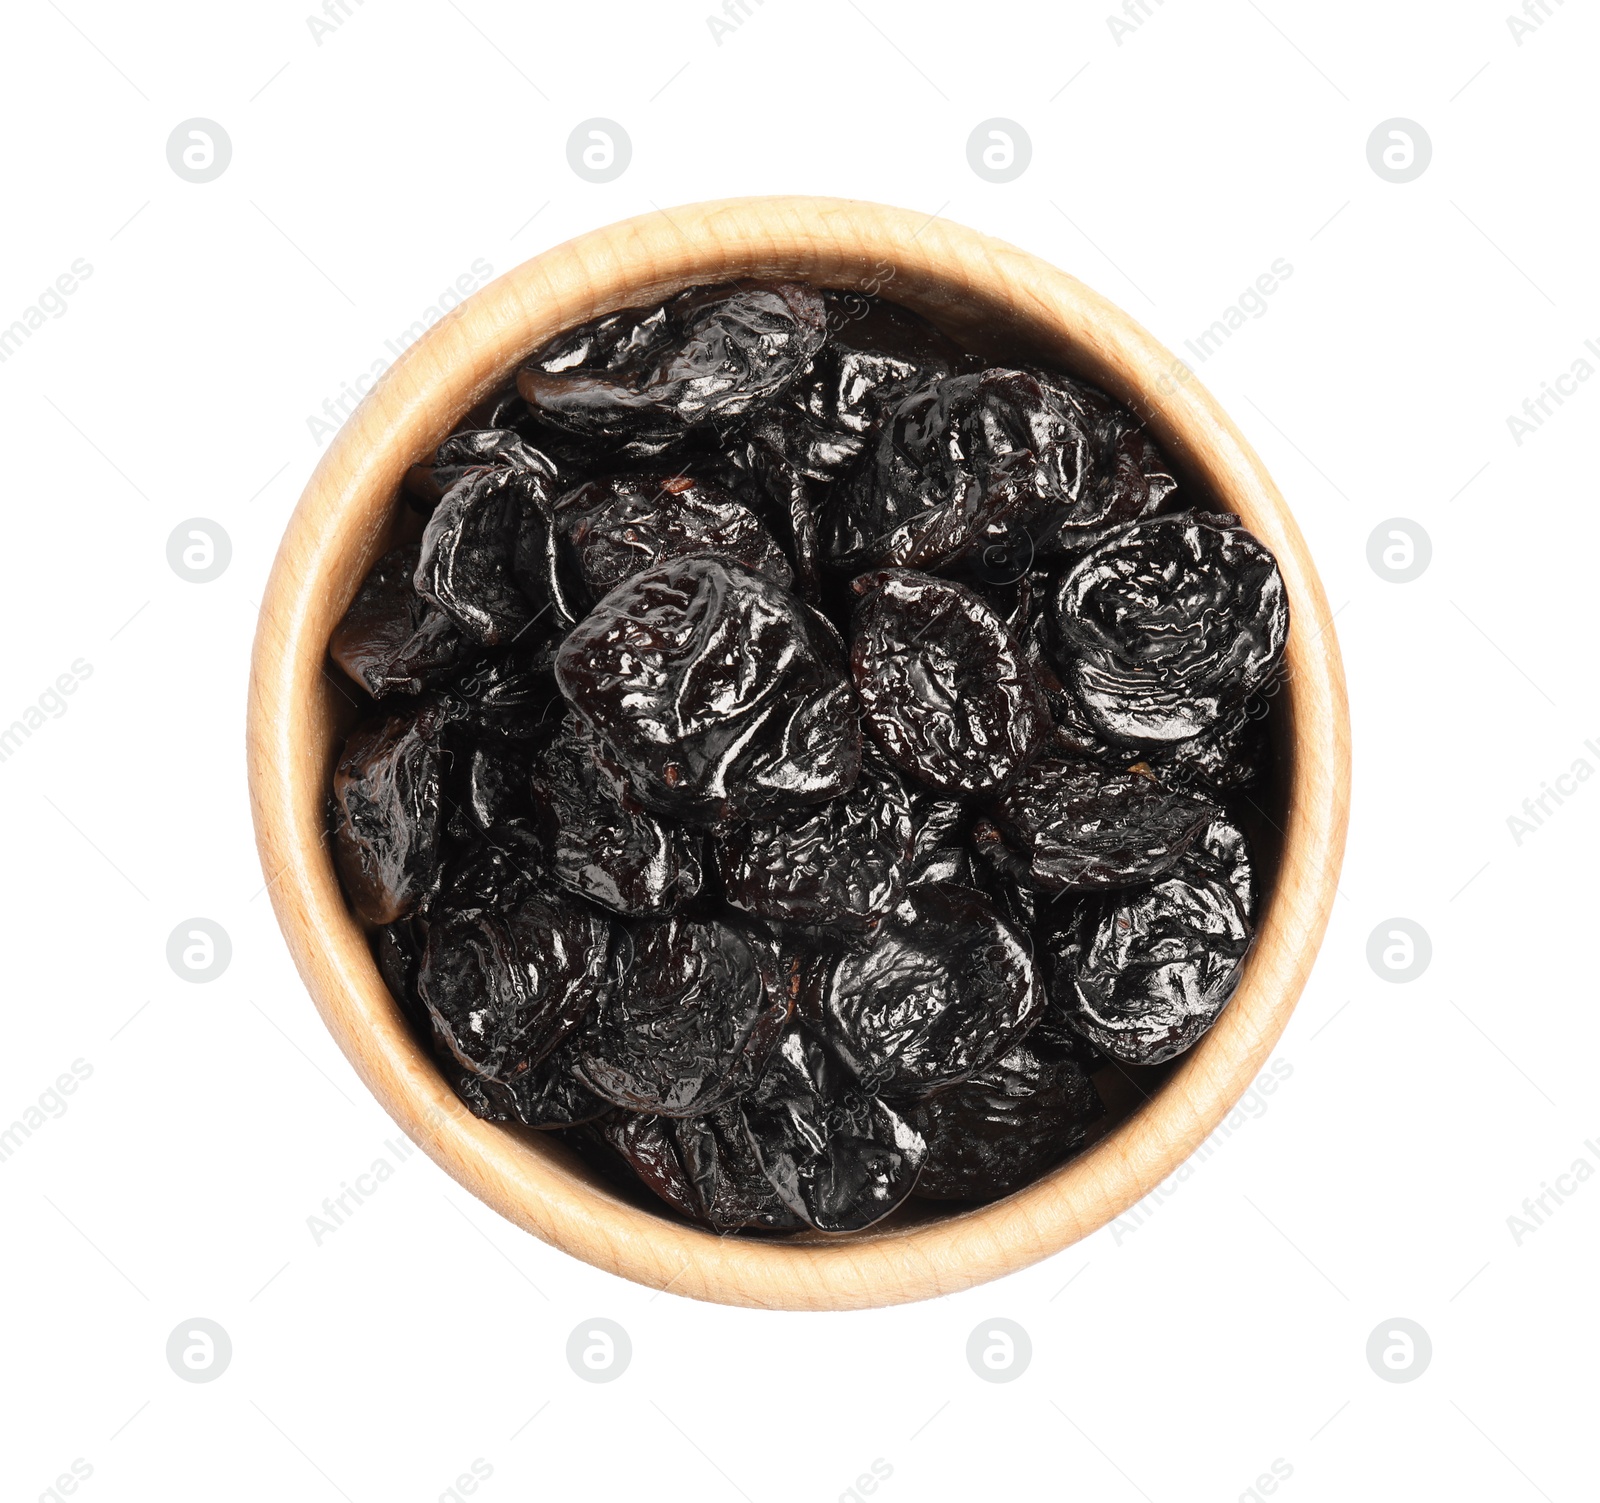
167, 519, 232, 583
167, 919, 232, 983
1366, 919, 1430, 983
166, 119, 232, 184
965, 1318, 1031, 1382
1366, 518, 1431, 583
971, 527, 1035, 587
566, 1318, 631, 1382
567, 119, 631, 183
167, 1318, 232, 1382
1366, 1318, 1431, 1382
1366, 118, 1431, 183
967, 119, 1031, 183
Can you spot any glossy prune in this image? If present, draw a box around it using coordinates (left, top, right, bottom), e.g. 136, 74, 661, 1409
576, 917, 788, 1117
851, 569, 1048, 796
1051, 512, 1288, 742
1145, 701, 1271, 795
404, 428, 560, 515
330, 544, 474, 697
675, 1106, 805, 1232
740, 1020, 925, 1232
908, 1038, 1103, 1200
810, 882, 1043, 1101
556, 556, 861, 822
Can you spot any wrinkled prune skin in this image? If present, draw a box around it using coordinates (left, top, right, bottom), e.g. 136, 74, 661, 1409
443, 656, 561, 740
330, 544, 475, 697
553, 472, 792, 601
529, 715, 703, 916
675, 1106, 805, 1232
1184, 809, 1258, 918
404, 428, 560, 515
714, 747, 913, 931
811, 883, 1043, 1101
418, 891, 615, 1113
374, 917, 429, 1035
1052, 512, 1289, 743
1045, 869, 1251, 1065
908, 1039, 1103, 1201
851, 570, 1048, 796
986, 757, 1219, 892
518, 282, 827, 448
415, 467, 548, 647
740, 1020, 925, 1232
596, 1111, 704, 1222
556, 556, 862, 822
452, 1033, 610, 1131
332, 703, 452, 924
712, 438, 823, 601
1145, 701, 1271, 795
577, 918, 789, 1117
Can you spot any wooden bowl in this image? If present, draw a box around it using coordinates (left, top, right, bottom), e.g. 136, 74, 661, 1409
247, 196, 1350, 1311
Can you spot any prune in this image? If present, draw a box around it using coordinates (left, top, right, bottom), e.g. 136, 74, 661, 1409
556, 556, 861, 822
907, 1039, 1103, 1201
404, 428, 560, 515
445, 657, 560, 739
460, 1033, 609, 1131
553, 472, 792, 600
1044, 868, 1251, 1065
530, 715, 703, 916
518, 282, 827, 448
418, 891, 615, 1111
596, 1111, 704, 1222
332, 702, 452, 923
1145, 701, 1271, 795
985, 757, 1218, 892
675, 1105, 805, 1232
810, 882, 1043, 1101
712, 437, 823, 600
714, 747, 913, 931
576, 917, 788, 1117
330, 544, 475, 697
740, 1020, 925, 1232
1185, 808, 1258, 917
851, 569, 1047, 796
1051, 512, 1288, 742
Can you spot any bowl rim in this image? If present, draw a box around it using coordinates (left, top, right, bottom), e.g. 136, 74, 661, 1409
246, 194, 1351, 1311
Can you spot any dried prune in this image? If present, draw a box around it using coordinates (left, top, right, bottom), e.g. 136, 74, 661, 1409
518, 282, 827, 448
553, 472, 792, 600
714, 747, 912, 931
1051, 512, 1288, 742
404, 428, 560, 515
418, 891, 615, 1112
330, 544, 475, 697
1145, 701, 1271, 795
556, 556, 861, 822
907, 1039, 1103, 1200
530, 715, 703, 916
332, 703, 453, 923
675, 1106, 805, 1232
851, 569, 1047, 796
985, 757, 1218, 892
810, 882, 1042, 1101
740, 1020, 925, 1232
1044, 868, 1251, 1065
576, 917, 788, 1117
596, 1111, 704, 1222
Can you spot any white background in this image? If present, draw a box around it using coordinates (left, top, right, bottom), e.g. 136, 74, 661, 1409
2, 1, 1596, 1499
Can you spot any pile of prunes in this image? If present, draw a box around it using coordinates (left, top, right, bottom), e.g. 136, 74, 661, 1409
328, 281, 1289, 1235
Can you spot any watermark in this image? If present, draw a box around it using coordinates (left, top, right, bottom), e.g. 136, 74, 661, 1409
707, 0, 772, 45
1181, 260, 1294, 366
966, 119, 1031, 183
35, 1459, 93, 1503
1506, 738, 1600, 845
1111, 1057, 1294, 1242
308, 0, 368, 46
1107, 0, 1169, 45
1507, 0, 1569, 46
306, 1135, 417, 1245
0, 658, 94, 765
1505, 338, 1599, 446
1365, 1318, 1431, 1382
1238, 1459, 1293, 1502
436, 1458, 494, 1502
167, 919, 231, 983
0, 1059, 93, 1167
1505, 1139, 1600, 1244
166, 519, 231, 583
166, 1318, 232, 1383
306, 259, 495, 445
1366, 518, 1431, 583
1366, 919, 1430, 982
1366, 119, 1431, 183
567, 120, 630, 184
0, 259, 94, 365
837, 1459, 893, 1502
566, 1318, 630, 1382
166, 119, 231, 184
965, 1318, 1031, 1382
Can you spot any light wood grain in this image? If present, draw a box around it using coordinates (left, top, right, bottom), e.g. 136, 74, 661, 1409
246, 196, 1351, 1311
